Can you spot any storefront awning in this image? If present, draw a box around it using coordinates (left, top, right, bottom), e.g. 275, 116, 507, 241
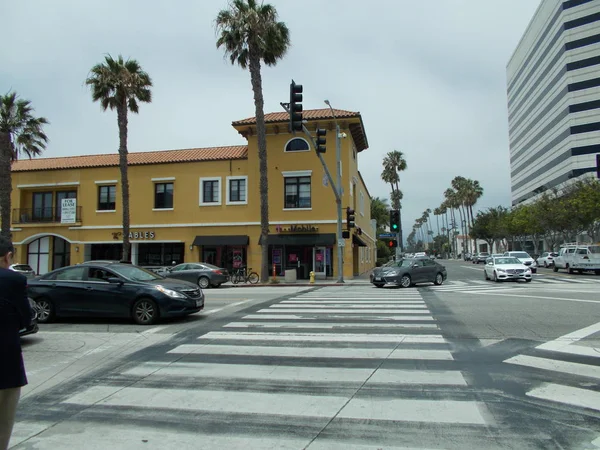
259, 233, 336, 246
192, 235, 249, 246
353, 234, 367, 247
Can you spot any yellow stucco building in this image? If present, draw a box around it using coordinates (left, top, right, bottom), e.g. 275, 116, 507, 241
10, 108, 376, 280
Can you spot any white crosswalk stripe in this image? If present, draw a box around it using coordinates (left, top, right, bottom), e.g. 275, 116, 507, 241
14, 286, 495, 449
504, 321, 600, 412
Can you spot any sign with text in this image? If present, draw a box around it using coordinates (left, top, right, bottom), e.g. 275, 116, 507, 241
275, 224, 319, 233
61, 198, 77, 224
111, 231, 155, 240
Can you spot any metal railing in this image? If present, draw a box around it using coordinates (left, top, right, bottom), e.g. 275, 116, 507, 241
12, 207, 82, 224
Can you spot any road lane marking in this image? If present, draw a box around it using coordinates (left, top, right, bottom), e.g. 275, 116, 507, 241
242, 314, 435, 321
504, 354, 600, 380
527, 383, 600, 412
198, 331, 446, 344
223, 322, 439, 329
462, 291, 600, 304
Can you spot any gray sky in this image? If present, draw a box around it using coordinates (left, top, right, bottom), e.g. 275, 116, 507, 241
3, 0, 540, 235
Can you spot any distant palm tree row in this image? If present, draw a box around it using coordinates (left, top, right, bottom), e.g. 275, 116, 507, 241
1, 1, 289, 281
408, 176, 484, 255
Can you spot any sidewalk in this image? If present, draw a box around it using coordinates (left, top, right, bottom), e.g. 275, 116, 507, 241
225, 273, 372, 288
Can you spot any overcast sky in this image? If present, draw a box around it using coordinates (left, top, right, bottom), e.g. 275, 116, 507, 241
3, 0, 540, 234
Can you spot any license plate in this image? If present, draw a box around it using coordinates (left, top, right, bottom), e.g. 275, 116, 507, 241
196, 299, 203, 307
375, 277, 381, 281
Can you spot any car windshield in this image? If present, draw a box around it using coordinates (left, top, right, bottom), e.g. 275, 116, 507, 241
495, 257, 521, 265
398, 259, 416, 267
511, 252, 530, 258
109, 264, 162, 281
480, 252, 489, 256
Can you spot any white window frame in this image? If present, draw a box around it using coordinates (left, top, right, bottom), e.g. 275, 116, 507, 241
226, 176, 248, 205
283, 137, 311, 153
282, 170, 312, 210
199, 177, 222, 206
359, 191, 365, 216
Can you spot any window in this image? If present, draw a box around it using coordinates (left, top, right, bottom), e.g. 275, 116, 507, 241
199, 177, 221, 206
137, 243, 184, 266
154, 183, 174, 209
32, 192, 53, 220
359, 191, 365, 216
284, 176, 311, 209
56, 191, 77, 220
53, 266, 86, 281
284, 138, 310, 152
226, 176, 248, 205
98, 185, 116, 211
87, 268, 115, 282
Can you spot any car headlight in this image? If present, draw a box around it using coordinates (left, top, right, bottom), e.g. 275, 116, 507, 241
155, 285, 186, 299
524, 268, 531, 273
497, 269, 506, 273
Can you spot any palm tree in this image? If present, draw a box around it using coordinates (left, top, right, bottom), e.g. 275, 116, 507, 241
85, 55, 152, 262
463, 178, 484, 254
381, 150, 407, 250
370, 197, 390, 231
216, 0, 290, 282
433, 207, 442, 236
0, 92, 49, 238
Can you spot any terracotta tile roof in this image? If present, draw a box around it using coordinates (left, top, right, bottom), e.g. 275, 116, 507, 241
11, 145, 248, 172
232, 108, 360, 126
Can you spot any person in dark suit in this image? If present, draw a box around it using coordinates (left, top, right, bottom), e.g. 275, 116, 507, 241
0, 237, 32, 450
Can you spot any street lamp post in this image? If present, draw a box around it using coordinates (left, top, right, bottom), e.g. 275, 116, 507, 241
324, 100, 344, 284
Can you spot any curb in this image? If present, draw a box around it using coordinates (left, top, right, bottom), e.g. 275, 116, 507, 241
220, 282, 372, 288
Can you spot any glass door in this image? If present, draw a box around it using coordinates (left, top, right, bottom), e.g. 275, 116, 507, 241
313, 247, 326, 277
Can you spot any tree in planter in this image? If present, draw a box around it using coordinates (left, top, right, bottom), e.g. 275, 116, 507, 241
85, 55, 152, 262
216, 0, 290, 282
0, 92, 49, 238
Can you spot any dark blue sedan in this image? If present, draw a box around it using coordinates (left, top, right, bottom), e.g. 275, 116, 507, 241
28, 262, 204, 325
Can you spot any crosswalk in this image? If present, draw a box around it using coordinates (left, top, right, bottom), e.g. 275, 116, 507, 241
504, 321, 600, 414
13, 286, 505, 449
426, 276, 600, 293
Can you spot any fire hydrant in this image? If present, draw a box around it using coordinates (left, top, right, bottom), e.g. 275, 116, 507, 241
309, 271, 315, 284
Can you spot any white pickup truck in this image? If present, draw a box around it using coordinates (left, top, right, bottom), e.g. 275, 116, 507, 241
553, 243, 600, 275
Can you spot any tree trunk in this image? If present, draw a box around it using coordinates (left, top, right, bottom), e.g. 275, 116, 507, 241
0, 132, 13, 239
117, 105, 131, 262
436, 214, 440, 237
469, 205, 476, 256
248, 52, 270, 282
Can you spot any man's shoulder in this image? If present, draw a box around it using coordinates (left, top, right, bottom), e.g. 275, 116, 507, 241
0, 268, 27, 283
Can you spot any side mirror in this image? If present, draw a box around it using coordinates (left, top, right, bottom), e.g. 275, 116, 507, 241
107, 277, 123, 285
412, 264, 419, 268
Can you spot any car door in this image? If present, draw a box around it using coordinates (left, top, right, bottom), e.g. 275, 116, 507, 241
49, 266, 90, 315
409, 260, 428, 283
421, 259, 438, 282
84, 266, 132, 317
485, 259, 495, 277
164, 264, 190, 281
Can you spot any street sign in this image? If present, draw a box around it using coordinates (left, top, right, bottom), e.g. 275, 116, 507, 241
378, 233, 394, 238
337, 239, 346, 247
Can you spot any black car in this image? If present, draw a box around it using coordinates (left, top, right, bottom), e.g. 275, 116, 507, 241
19, 297, 39, 337
372, 258, 447, 288
28, 262, 204, 325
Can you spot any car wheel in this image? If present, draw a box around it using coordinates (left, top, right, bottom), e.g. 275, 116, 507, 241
594, 270, 600, 276
434, 273, 444, 285
198, 276, 210, 289
35, 298, 54, 323
567, 265, 574, 275
132, 298, 159, 325
553, 265, 559, 273
543, 261, 548, 268
215, 284, 222, 288
492, 271, 499, 282
374, 283, 384, 288
400, 275, 411, 288
525, 279, 532, 283
532, 269, 537, 274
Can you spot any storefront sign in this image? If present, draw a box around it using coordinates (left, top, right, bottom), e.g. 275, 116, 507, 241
111, 231, 155, 240
289, 253, 298, 262
61, 198, 77, 224
232, 249, 243, 268
275, 224, 319, 233
272, 249, 282, 265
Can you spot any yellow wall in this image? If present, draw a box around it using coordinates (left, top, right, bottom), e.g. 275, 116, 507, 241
11, 118, 375, 279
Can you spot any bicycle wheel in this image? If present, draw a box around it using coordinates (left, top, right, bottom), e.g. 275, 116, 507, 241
247, 272, 260, 284
231, 272, 240, 284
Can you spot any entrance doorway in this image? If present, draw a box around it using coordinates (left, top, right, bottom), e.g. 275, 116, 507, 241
313, 247, 326, 278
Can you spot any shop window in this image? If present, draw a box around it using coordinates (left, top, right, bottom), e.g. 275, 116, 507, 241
284, 176, 311, 209
284, 137, 310, 152
138, 243, 184, 266
98, 185, 116, 211
55, 191, 77, 221
154, 183, 174, 209
200, 177, 221, 206
226, 176, 248, 204
32, 192, 53, 221
28, 236, 50, 275
52, 236, 71, 270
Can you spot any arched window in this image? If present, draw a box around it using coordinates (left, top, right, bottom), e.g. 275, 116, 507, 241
284, 138, 310, 152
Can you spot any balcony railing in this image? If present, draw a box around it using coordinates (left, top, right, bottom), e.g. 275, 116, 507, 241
12, 207, 82, 224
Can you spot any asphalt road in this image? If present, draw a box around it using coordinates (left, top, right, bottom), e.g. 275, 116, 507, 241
11, 266, 600, 450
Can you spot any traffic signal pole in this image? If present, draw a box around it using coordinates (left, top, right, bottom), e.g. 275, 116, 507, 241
281, 97, 344, 283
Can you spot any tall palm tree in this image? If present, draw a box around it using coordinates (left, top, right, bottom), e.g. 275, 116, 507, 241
216, 0, 290, 282
433, 207, 442, 236
463, 178, 484, 253
0, 92, 49, 238
381, 150, 407, 250
85, 55, 152, 262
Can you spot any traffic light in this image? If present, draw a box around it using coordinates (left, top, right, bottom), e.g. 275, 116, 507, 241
390, 210, 400, 233
289, 80, 303, 132
346, 207, 356, 229
387, 239, 398, 248
316, 128, 327, 153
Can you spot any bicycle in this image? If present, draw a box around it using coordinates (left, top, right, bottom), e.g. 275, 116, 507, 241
230, 267, 259, 284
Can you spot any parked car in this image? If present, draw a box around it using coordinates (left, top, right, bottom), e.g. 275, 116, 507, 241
503, 251, 537, 273
10, 264, 36, 279
28, 262, 204, 325
484, 256, 532, 282
473, 252, 490, 264
372, 258, 447, 288
19, 297, 39, 337
536, 252, 559, 268
463, 253, 472, 261
157, 263, 229, 288
414, 252, 427, 258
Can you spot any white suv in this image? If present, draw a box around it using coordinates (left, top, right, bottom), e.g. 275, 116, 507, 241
503, 251, 537, 273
